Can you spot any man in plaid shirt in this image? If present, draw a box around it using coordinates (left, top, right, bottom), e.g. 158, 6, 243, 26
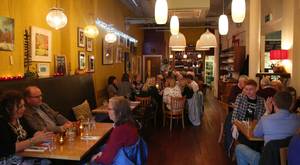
232, 79, 266, 122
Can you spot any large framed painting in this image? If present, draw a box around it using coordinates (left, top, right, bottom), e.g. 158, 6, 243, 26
31, 26, 52, 62
102, 40, 114, 65
0, 16, 14, 51
77, 27, 85, 48
55, 55, 66, 75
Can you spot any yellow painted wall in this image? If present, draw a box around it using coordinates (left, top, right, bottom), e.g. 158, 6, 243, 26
0, 0, 143, 105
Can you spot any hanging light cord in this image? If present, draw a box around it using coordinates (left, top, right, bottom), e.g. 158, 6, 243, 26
222, 0, 225, 14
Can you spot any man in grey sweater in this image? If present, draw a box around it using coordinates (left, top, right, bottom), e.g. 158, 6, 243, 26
23, 86, 73, 133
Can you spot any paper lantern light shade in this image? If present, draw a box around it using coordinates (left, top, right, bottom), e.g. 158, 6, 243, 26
155, 0, 168, 24
170, 16, 179, 35
197, 29, 217, 49
270, 50, 288, 60
105, 32, 117, 43
169, 33, 186, 51
84, 25, 99, 38
218, 14, 229, 35
231, 0, 246, 23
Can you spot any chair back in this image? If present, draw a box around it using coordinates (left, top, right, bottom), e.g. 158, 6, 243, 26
170, 97, 185, 111
136, 96, 151, 108
280, 147, 288, 165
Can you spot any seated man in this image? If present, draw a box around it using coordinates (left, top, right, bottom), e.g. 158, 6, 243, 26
232, 79, 265, 123
235, 91, 300, 165
23, 86, 73, 133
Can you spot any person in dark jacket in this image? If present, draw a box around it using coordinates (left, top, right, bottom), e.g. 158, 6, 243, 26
256, 77, 276, 100
107, 76, 118, 98
0, 90, 53, 164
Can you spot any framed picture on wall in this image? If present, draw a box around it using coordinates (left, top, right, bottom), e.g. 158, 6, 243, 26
86, 38, 93, 52
37, 63, 50, 77
78, 51, 86, 70
0, 16, 14, 51
88, 55, 95, 72
55, 55, 67, 75
31, 26, 52, 62
115, 47, 122, 63
77, 27, 85, 48
102, 39, 114, 65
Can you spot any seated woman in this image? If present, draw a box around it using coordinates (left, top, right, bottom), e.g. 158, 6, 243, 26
163, 78, 182, 110
139, 77, 162, 111
91, 96, 145, 165
0, 90, 53, 165
107, 76, 118, 98
118, 73, 134, 99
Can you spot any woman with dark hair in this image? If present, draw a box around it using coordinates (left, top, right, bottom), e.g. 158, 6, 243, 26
118, 73, 134, 98
107, 76, 118, 98
91, 96, 146, 165
0, 90, 53, 164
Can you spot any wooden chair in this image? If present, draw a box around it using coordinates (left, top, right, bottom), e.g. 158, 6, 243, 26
163, 97, 186, 132
135, 96, 156, 127
280, 147, 288, 165
218, 101, 229, 143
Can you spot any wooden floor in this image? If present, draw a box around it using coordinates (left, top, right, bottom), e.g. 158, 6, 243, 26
147, 91, 232, 165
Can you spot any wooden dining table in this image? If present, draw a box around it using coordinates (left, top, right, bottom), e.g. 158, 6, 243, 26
18, 123, 113, 161
92, 101, 141, 114
233, 120, 264, 141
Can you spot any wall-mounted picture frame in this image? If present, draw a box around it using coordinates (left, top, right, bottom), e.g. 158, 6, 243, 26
115, 47, 122, 63
77, 27, 85, 48
88, 55, 95, 72
0, 16, 14, 51
78, 51, 86, 70
31, 26, 52, 62
37, 63, 50, 77
55, 55, 67, 75
102, 39, 114, 65
86, 38, 93, 52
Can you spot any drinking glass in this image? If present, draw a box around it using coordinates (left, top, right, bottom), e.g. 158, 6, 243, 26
66, 127, 76, 142
89, 116, 96, 130
82, 119, 90, 136
48, 135, 57, 152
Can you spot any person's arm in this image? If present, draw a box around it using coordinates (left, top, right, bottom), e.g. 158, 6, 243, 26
253, 118, 264, 137
16, 131, 53, 152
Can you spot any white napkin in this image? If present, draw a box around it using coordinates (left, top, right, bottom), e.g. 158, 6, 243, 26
232, 124, 239, 140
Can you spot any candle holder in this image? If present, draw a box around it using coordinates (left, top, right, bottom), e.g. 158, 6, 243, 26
58, 134, 64, 145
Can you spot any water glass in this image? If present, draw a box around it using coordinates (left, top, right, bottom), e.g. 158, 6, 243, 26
66, 127, 76, 142
90, 116, 96, 130
48, 136, 57, 152
82, 119, 90, 136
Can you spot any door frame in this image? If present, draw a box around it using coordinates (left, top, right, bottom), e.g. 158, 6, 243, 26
142, 55, 162, 82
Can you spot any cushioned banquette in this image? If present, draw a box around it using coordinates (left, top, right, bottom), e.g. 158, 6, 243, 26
0, 74, 96, 121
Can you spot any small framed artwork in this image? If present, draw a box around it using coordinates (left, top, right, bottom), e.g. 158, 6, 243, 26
88, 55, 95, 72
86, 38, 93, 52
31, 26, 52, 62
77, 27, 85, 48
55, 55, 67, 75
102, 39, 114, 65
115, 47, 122, 63
37, 63, 50, 77
78, 51, 86, 70
0, 16, 14, 51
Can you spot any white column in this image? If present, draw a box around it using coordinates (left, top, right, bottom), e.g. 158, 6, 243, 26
248, 0, 261, 79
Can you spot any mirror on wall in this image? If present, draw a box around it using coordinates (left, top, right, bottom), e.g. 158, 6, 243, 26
264, 31, 281, 72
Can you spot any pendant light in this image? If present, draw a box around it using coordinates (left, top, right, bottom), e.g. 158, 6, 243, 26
197, 29, 217, 49
155, 0, 168, 24
231, 0, 246, 23
169, 33, 186, 51
170, 15, 179, 35
105, 26, 117, 43
84, 25, 99, 38
46, 0, 67, 30
218, 0, 228, 35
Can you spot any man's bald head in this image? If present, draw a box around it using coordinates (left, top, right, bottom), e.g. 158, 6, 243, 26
24, 86, 43, 106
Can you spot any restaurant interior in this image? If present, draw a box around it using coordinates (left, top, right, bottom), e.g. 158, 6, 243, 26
0, 0, 300, 165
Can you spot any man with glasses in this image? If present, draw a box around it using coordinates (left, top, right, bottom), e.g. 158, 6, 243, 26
23, 86, 73, 133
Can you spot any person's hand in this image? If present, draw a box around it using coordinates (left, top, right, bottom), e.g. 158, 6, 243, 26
32, 131, 54, 143
264, 97, 273, 114
91, 152, 102, 162
63, 121, 73, 129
